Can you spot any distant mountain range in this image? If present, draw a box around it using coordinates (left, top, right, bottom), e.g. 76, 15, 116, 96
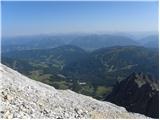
2, 34, 158, 53
69, 34, 138, 50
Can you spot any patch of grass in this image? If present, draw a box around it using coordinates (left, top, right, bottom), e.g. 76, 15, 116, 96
95, 86, 112, 99
29, 70, 52, 81
79, 85, 94, 96
52, 81, 69, 90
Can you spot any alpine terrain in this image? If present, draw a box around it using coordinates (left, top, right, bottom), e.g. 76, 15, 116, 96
0, 64, 149, 119
105, 72, 159, 118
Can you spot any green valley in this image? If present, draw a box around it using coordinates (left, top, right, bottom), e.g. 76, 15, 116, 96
2, 45, 159, 100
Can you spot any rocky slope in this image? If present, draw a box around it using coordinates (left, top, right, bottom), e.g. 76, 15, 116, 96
0, 64, 149, 119
105, 72, 159, 118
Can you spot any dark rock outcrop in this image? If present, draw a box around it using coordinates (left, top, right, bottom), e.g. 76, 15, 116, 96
105, 72, 159, 118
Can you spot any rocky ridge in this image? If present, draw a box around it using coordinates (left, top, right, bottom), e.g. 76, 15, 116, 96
105, 72, 159, 118
0, 64, 149, 119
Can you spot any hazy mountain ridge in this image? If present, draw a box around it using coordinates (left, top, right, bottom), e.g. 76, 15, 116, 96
69, 34, 138, 50
2, 34, 158, 53
138, 35, 159, 48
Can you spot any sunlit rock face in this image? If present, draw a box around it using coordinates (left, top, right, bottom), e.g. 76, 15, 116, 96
0, 64, 149, 119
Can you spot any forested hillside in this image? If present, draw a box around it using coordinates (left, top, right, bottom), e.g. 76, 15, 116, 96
2, 45, 158, 100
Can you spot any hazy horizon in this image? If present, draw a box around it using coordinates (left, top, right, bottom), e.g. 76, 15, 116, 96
2, 1, 158, 37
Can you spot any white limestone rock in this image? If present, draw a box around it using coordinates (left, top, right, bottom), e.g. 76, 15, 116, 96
0, 64, 149, 119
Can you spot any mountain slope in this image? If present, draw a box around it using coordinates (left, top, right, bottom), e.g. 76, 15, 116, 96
144, 39, 159, 48
2, 45, 158, 99
2, 45, 88, 74
70, 34, 138, 50
64, 46, 158, 85
0, 64, 149, 119
105, 72, 159, 118
3, 46, 158, 84
138, 35, 159, 48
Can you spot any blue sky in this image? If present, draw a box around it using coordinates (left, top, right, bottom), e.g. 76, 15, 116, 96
2, 1, 158, 37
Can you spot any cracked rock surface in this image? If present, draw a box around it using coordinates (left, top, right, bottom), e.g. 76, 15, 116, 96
0, 64, 149, 119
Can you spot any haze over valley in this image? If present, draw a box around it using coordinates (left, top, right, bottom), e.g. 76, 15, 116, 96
1, 1, 159, 119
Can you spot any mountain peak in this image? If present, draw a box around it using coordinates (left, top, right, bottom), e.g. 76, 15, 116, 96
0, 64, 149, 119
106, 72, 159, 118
126, 72, 158, 90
